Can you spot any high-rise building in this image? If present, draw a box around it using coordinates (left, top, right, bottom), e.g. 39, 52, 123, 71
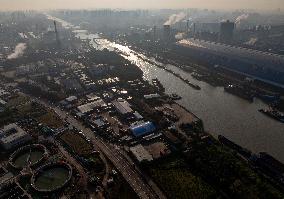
219, 20, 235, 43
163, 24, 171, 40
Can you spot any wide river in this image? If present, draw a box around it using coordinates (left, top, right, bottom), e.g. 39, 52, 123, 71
48, 15, 284, 162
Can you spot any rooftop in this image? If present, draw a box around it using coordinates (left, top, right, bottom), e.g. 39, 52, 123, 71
112, 99, 133, 115
130, 121, 156, 137
129, 144, 153, 162
177, 39, 284, 72
0, 123, 31, 145
77, 99, 106, 114
65, 96, 77, 102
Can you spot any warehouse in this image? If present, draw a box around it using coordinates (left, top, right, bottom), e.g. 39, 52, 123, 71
130, 121, 156, 137
112, 99, 133, 115
0, 123, 32, 150
129, 144, 153, 162
176, 39, 284, 86
77, 99, 107, 114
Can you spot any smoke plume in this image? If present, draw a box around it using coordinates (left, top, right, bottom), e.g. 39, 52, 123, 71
164, 12, 186, 26
175, 33, 184, 40
235, 14, 250, 28
7, 43, 27, 59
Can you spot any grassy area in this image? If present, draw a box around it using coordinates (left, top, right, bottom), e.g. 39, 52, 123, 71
145, 155, 220, 199
6, 95, 30, 108
144, 141, 284, 199
60, 132, 93, 156
37, 110, 63, 129
185, 143, 284, 199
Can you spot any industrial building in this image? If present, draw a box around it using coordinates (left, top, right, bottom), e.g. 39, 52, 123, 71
130, 121, 156, 137
176, 39, 284, 86
0, 123, 32, 150
219, 20, 235, 43
77, 99, 107, 114
112, 99, 133, 116
144, 93, 161, 100
65, 96, 77, 103
129, 144, 153, 162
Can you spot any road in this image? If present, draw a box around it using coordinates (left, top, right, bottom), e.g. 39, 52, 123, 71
31, 96, 165, 199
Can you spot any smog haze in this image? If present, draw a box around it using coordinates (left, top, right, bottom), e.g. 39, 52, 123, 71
1, 0, 283, 11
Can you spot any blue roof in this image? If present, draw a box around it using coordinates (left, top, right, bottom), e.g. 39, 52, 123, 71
130, 121, 156, 137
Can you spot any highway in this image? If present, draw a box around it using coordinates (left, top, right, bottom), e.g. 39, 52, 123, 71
31, 96, 165, 199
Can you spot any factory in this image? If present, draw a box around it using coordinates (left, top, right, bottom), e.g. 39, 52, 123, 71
129, 144, 153, 162
112, 98, 133, 116
130, 121, 156, 137
175, 39, 284, 86
77, 99, 107, 115
0, 123, 32, 150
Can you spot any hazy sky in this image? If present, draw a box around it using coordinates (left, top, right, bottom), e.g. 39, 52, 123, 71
0, 0, 283, 11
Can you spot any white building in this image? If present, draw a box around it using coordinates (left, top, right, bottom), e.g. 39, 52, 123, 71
0, 123, 32, 150
112, 99, 133, 115
77, 99, 107, 114
129, 144, 153, 162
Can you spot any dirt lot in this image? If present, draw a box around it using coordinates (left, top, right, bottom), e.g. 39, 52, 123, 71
37, 109, 64, 129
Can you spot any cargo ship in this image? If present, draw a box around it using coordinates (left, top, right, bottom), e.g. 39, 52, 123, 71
172, 72, 201, 90
259, 109, 284, 123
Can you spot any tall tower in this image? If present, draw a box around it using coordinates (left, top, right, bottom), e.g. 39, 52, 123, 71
186, 20, 189, 34
153, 25, 157, 41
219, 20, 235, 44
54, 20, 60, 45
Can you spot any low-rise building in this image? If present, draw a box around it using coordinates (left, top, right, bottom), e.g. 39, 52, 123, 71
112, 99, 133, 116
77, 99, 107, 115
0, 123, 32, 150
129, 144, 153, 162
144, 93, 161, 100
65, 96, 78, 103
130, 121, 156, 137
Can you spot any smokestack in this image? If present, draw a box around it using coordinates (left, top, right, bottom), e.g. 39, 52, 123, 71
54, 20, 60, 45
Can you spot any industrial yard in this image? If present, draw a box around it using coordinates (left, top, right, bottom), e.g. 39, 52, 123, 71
0, 7, 284, 199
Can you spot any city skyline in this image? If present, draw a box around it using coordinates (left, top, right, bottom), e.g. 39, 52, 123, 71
0, 0, 283, 11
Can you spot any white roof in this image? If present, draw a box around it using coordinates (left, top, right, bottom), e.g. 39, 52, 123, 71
66, 96, 77, 102
144, 93, 161, 99
0, 99, 6, 105
112, 99, 133, 115
130, 144, 153, 162
77, 99, 106, 114
86, 93, 100, 101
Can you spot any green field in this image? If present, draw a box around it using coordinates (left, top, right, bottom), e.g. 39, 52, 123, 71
146, 155, 220, 199
60, 132, 93, 156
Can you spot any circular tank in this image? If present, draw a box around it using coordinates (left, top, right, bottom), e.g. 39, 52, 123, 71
9, 144, 48, 169
31, 162, 72, 193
